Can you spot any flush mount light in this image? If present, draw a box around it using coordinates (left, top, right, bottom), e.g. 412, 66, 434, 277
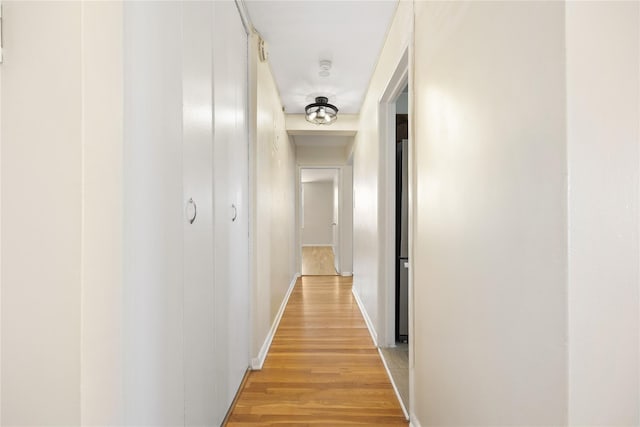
305, 96, 338, 125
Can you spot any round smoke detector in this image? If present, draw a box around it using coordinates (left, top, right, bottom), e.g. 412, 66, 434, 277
319, 60, 332, 77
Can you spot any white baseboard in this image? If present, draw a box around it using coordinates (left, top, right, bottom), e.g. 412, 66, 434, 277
377, 347, 409, 421
340, 272, 353, 277
409, 414, 423, 427
351, 287, 378, 347
251, 273, 300, 370
302, 243, 333, 247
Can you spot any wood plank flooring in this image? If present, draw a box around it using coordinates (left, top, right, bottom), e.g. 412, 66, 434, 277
226, 276, 407, 425
301, 246, 338, 276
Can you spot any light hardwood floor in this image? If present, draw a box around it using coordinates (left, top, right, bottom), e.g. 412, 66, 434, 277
226, 276, 408, 425
301, 246, 338, 276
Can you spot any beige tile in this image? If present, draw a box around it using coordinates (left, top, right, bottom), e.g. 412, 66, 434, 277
380, 344, 409, 410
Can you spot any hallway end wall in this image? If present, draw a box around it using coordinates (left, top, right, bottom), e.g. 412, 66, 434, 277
250, 34, 298, 363
297, 145, 349, 165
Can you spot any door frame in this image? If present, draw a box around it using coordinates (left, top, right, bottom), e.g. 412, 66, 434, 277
377, 45, 414, 417
296, 165, 345, 276
378, 48, 409, 348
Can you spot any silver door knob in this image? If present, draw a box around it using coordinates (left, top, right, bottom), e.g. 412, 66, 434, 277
231, 204, 237, 222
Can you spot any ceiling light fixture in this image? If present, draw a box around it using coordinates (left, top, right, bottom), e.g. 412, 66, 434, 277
305, 96, 338, 125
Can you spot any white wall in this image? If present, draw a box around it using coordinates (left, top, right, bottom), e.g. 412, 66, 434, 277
1, 2, 124, 424
302, 182, 334, 245
340, 166, 354, 274
412, 2, 568, 424
250, 33, 298, 363
352, 1, 640, 424
297, 144, 350, 165
1, 3, 82, 424
81, 2, 124, 424
566, 2, 640, 425
352, 0, 412, 346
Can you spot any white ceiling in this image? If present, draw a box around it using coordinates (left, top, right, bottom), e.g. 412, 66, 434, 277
245, 0, 398, 115
300, 168, 339, 183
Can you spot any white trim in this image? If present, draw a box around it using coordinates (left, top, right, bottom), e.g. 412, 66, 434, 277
378, 47, 409, 349
301, 243, 333, 247
250, 273, 300, 370
233, 0, 255, 35
377, 348, 409, 420
0, 3, 4, 63
340, 272, 353, 277
377, 36, 415, 419
351, 287, 378, 347
405, 11, 416, 417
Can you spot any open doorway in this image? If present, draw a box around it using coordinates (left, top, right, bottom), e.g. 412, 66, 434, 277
395, 88, 409, 345
380, 86, 410, 410
300, 168, 340, 275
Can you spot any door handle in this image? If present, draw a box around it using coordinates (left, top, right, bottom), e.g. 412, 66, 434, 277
187, 198, 197, 224
332, 222, 337, 226
231, 204, 237, 222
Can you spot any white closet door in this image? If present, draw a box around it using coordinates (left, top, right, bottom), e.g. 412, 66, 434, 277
123, 2, 185, 424
213, 0, 250, 420
226, 4, 250, 400
182, 2, 216, 425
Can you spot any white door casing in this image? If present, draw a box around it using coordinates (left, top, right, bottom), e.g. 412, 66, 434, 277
332, 171, 340, 273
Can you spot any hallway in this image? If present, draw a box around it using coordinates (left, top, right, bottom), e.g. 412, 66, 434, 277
1, 1, 639, 425
226, 276, 407, 425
